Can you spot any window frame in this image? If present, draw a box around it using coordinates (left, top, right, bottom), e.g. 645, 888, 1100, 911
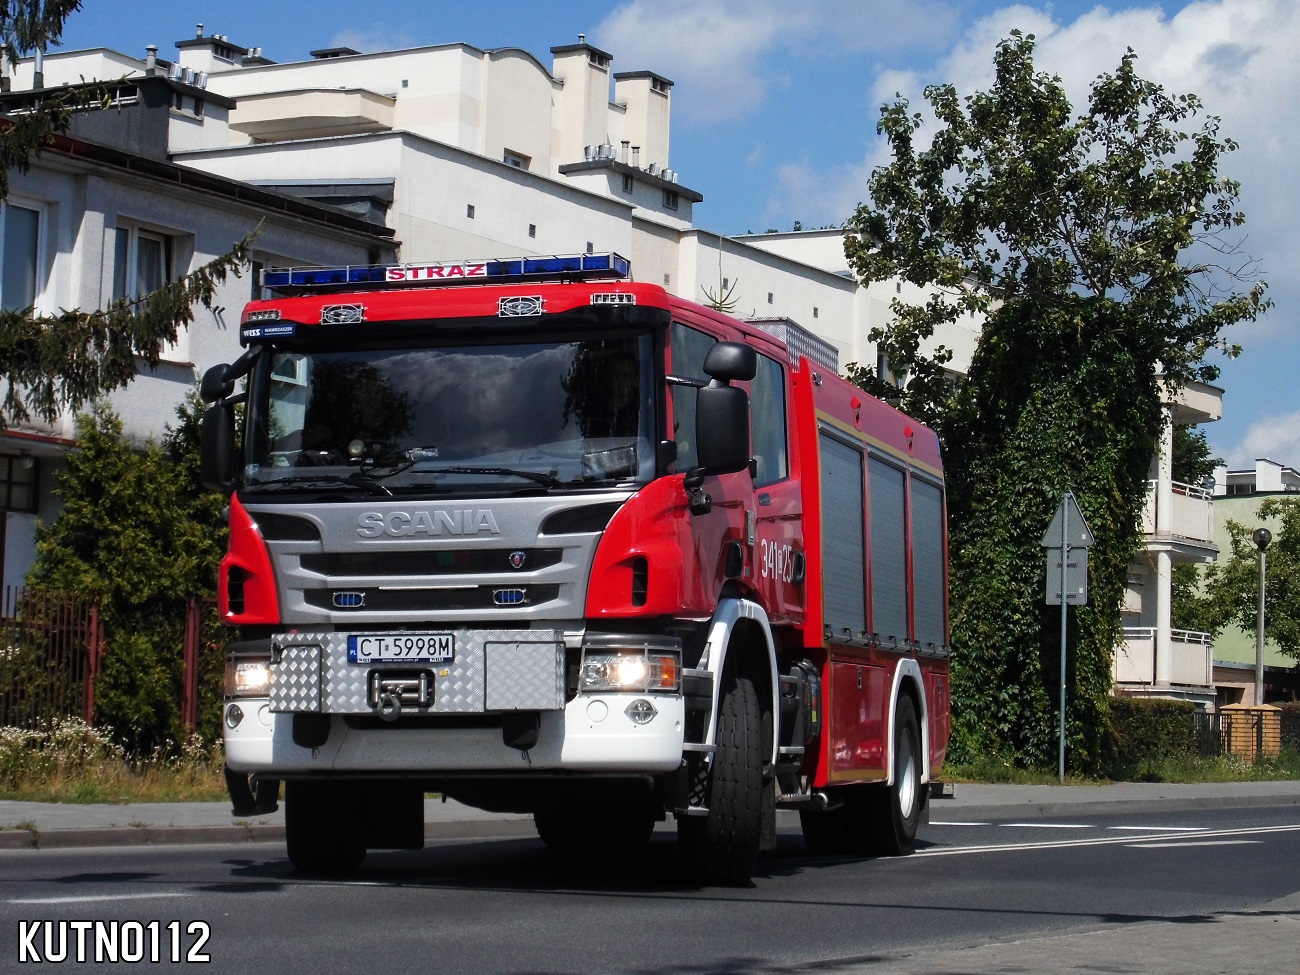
0, 198, 48, 314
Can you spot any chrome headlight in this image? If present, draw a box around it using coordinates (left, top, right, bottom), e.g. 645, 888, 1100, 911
225, 658, 271, 698
580, 649, 680, 693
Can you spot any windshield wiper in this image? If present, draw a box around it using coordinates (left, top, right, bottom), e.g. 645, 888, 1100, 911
244, 473, 394, 496
413, 466, 561, 489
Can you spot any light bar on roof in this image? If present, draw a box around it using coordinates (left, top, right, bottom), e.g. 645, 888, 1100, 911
261, 252, 630, 293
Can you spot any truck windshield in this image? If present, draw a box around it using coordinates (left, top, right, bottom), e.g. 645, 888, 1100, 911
244, 333, 656, 494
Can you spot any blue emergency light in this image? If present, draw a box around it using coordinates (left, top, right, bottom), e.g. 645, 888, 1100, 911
261, 252, 630, 293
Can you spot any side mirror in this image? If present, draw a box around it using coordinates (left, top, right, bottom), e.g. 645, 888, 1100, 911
200, 404, 236, 493
695, 383, 750, 477
200, 363, 233, 403
703, 342, 756, 383
684, 343, 754, 515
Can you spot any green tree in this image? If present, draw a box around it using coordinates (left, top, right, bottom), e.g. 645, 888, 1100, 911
844, 33, 1268, 770
1172, 425, 1220, 487
1195, 499, 1300, 661
28, 399, 229, 749
0, 0, 253, 429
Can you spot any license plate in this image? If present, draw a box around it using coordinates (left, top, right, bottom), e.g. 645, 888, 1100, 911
347, 633, 455, 664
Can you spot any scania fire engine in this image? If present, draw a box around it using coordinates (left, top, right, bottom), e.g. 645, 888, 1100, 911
200, 252, 950, 885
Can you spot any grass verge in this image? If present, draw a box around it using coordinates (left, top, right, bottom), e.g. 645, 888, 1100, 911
0, 719, 226, 803
945, 748, 1300, 785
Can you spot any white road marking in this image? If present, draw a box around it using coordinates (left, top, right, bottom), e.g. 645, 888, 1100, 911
1128, 839, 1263, 849
915, 823, 1300, 858
1108, 825, 1208, 832
8, 892, 194, 905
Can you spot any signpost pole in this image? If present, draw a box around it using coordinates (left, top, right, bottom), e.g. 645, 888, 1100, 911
1058, 505, 1069, 783
1042, 491, 1093, 783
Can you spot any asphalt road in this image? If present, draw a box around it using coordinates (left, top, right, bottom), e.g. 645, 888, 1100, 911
1, 803, 1298, 973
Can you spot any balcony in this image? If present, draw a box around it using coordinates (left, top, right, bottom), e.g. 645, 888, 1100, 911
1140, 479, 1216, 554
1115, 627, 1213, 688
229, 88, 396, 142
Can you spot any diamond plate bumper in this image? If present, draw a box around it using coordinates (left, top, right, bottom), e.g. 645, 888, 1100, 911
268, 628, 563, 715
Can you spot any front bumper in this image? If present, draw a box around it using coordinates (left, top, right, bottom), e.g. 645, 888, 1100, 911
224, 692, 685, 774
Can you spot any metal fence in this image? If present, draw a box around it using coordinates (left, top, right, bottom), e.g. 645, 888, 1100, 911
0, 587, 103, 728
1191, 710, 1223, 758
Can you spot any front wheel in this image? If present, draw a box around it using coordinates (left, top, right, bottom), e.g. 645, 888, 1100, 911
284, 780, 366, 874
678, 669, 763, 886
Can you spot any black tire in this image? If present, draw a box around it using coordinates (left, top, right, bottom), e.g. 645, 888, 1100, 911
864, 698, 923, 856
678, 669, 763, 886
799, 791, 853, 855
285, 780, 366, 874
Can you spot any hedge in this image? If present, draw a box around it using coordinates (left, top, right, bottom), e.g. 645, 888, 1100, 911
1104, 697, 1203, 775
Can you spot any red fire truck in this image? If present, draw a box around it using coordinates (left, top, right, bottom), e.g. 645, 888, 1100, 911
200, 252, 949, 885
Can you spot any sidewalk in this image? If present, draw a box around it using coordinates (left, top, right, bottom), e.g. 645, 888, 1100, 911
2, 779, 1299, 850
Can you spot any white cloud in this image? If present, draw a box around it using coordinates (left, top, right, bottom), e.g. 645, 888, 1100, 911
1226, 411, 1300, 469
330, 27, 421, 54
594, 0, 957, 123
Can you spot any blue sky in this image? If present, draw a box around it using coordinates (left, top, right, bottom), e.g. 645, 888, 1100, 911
56, 1, 1296, 471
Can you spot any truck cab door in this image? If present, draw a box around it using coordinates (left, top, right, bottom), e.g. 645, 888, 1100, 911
749, 350, 804, 625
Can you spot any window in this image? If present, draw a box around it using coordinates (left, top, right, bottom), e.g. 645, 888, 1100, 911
750, 353, 788, 485
528, 224, 536, 239
668, 322, 717, 471
466, 204, 476, 219
622, 174, 634, 194
820, 432, 865, 635
869, 456, 909, 645
722, 277, 729, 290
0, 453, 38, 513
662, 189, 679, 210
503, 149, 530, 171
113, 225, 171, 301
895, 281, 902, 294
586, 242, 594, 255
663, 273, 671, 286
766, 292, 773, 305
1, 202, 41, 312
813, 307, 819, 319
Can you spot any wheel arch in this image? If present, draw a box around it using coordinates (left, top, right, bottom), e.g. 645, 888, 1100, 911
700, 596, 780, 769
886, 659, 930, 788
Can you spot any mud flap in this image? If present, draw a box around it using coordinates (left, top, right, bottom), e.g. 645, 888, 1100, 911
759, 778, 777, 851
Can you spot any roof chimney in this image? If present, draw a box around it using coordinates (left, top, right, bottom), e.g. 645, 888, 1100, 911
196, 23, 204, 38
145, 45, 157, 75
578, 34, 585, 44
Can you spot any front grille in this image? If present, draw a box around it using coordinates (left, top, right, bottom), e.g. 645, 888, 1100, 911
300, 548, 562, 577
305, 585, 560, 613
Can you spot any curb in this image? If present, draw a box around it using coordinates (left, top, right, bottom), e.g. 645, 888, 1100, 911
0, 817, 540, 851
932, 791, 1300, 821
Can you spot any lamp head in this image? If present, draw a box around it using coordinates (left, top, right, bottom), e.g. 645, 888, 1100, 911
1253, 527, 1273, 551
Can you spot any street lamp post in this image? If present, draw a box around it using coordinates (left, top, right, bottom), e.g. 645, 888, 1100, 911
1252, 527, 1272, 706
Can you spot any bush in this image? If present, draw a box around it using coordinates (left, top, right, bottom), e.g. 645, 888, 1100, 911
1104, 697, 1201, 777
27, 399, 229, 752
1279, 702, 1300, 752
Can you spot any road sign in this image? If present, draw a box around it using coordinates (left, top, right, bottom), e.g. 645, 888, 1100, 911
1040, 492, 1094, 549
1046, 549, 1088, 605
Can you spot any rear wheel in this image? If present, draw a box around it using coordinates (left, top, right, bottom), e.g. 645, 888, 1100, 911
284, 780, 366, 874
678, 669, 763, 886
864, 698, 923, 855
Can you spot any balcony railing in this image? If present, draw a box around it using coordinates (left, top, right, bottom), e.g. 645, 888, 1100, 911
1115, 626, 1213, 687
1140, 480, 1214, 545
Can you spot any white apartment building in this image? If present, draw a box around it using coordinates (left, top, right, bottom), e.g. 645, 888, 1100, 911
1, 28, 979, 591
1114, 382, 1224, 708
